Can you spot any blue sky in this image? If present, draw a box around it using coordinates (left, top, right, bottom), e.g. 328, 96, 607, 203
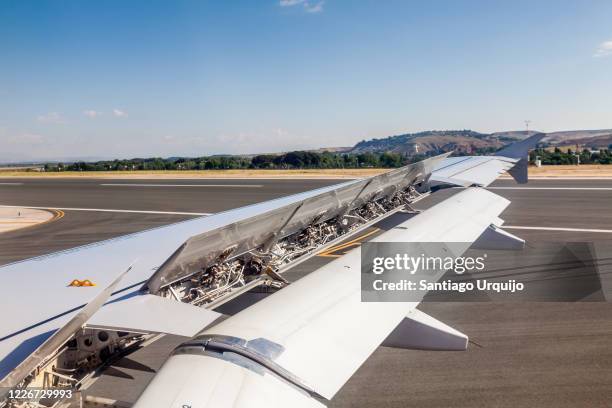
1, 0, 611, 161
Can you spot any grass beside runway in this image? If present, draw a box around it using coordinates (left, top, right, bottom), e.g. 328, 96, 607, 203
525, 164, 612, 178
2, 164, 612, 179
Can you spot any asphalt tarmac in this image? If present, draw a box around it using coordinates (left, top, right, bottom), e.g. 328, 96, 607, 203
1, 177, 611, 407
0, 178, 342, 213
2, 178, 612, 265
0, 178, 340, 265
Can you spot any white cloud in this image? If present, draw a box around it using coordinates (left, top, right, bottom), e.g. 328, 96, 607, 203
36, 112, 65, 124
279, 0, 324, 13
594, 40, 612, 58
280, 0, 305, 6
83, 110, 102, 118
304, 1, 324, 13
112, 108, 128, 118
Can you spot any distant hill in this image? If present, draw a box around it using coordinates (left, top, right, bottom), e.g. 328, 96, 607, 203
347, 129, 612, 156
350, 130, 502, 155
542, 129, 612, 144
559, 133, 612, 149
489, 130, 535, 141
9, 128, 610, 167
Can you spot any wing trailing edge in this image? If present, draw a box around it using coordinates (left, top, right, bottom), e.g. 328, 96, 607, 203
145, 153, 449, 294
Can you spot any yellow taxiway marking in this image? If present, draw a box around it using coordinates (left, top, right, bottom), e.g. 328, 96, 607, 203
0, 208, 63, 233
30, 208, 64, 230
25, 209, 64, 230
318, 228, 381, 258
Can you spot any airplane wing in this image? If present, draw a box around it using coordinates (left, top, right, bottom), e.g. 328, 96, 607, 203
430, 133, 545, 187
0, 262, 222, 393
0, 135, 537, 401
0, 262, 135, 391
133, 188, 510, 407
0, 154, 444, 390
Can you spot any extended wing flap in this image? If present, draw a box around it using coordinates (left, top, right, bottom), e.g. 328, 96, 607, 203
185, 188, 510, 401
146, 154, 448, 293
86, 294, 222, 337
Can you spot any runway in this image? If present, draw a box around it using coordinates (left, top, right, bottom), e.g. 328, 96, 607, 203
0, 178, 340, 265
0, 178, 341, 214
1, 177, 611, 407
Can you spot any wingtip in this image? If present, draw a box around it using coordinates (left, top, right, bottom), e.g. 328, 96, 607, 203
497, 133, 546, 160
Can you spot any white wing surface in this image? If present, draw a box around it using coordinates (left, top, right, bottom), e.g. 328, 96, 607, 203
85, 294, 221, 336
134, 188, 510, 407
0, 134, 538, 396
431, 155, 518, 187
0, 155, 444, 385
430, 133, 545, 186
0, 262, 134, 390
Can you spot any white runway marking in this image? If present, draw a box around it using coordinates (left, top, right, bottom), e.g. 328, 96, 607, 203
524, 177, 612, 180
0, 205, 210, 216
0, 182, 23, 185
503, 225, 612, 234
100, 183, 263, 188
489, 187, 612, 191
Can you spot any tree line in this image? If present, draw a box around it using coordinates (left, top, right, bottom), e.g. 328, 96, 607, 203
529, 147, 612, 165
40, 146, 612, 172
43, 151, 423, 172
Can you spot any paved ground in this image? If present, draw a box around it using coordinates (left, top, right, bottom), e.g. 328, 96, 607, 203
1, 177, 611, 407
0, 178, 340, 265
0, 178, 342, 213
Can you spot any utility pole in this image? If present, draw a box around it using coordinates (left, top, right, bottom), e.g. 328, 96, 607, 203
524, 120, 531, 137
